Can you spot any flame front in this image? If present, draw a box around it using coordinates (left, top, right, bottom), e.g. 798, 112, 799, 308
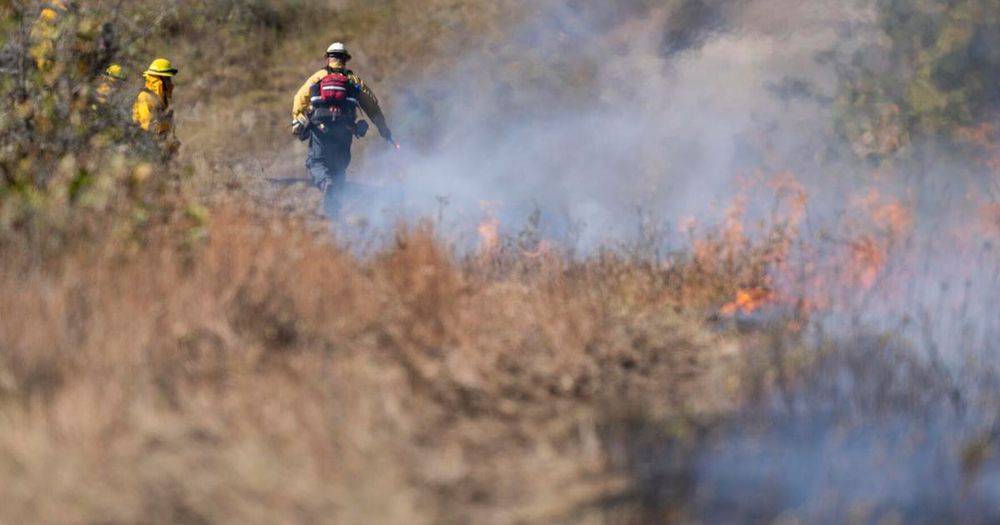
708, 171, 926, 318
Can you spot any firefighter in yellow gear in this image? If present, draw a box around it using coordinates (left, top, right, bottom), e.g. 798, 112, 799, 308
96, 63, 126, 105
132, 58, 180, 155
291, 46, 392, 139
29, 0, 70, 72
291, 42, 394, 216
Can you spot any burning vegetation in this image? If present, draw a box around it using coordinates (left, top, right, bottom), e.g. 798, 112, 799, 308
1, 0, 1000, 524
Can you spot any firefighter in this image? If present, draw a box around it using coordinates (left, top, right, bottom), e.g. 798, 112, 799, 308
132, 58, 180, 156
30, 1, 118, 82
29, 0, 70, 73
95, 63, 126, 106
291, 42, 395, 216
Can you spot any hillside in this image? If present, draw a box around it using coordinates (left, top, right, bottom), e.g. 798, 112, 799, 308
1, 1, 999, 523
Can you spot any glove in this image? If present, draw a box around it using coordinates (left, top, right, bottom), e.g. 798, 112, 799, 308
292, 115, 310, 141
354, 119, 369, 138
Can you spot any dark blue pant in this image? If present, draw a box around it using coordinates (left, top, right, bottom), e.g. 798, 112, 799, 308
306, 121, 354, 216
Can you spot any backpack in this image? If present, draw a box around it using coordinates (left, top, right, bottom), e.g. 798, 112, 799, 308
309, 68, 358, 121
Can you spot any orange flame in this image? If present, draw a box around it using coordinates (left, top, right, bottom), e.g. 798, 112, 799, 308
839, 189, 914, 290
702, 163, 1000, 320
478, 201, 500, 255
848, 236, 888, 289
721, 287, 776, 316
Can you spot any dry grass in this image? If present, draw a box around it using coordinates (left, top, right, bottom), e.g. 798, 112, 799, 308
2, 201, 994, 523
2, 10, 752, 521
4, 1, 999, 522
0, 207, 746, 524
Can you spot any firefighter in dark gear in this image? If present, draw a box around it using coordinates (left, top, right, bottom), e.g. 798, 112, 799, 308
133, 58, 181, 157
291, 42, 394, 216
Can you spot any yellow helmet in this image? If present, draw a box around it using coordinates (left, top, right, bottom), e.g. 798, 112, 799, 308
104, 63, 126, 81
39, 8, 60, 22
143, 58, 178, 77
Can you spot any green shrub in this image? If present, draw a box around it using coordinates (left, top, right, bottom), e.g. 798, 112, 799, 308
839, 0, 1000, 157
0, 2, 179, 239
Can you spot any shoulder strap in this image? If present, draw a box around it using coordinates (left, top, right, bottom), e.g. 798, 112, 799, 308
325, 65, 353, 75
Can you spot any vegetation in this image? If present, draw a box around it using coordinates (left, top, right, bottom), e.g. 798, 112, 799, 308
839, 0, 1000, 157
0, 0, 997, 523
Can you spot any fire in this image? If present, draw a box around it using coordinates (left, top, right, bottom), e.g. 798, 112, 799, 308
478, 201, 500, 255
721, 287, 776, 316
722, 194, 747, 251
847, 236, 888, 289
835, 189, 915, 291
767, 172, 808, 230
868, 199, 913, 238
704, 162, 1000, 322
708, 172, 924, 318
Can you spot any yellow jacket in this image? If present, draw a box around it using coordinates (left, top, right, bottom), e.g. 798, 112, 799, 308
292, 61, 390, 138
95, 78, 119, 105
132, 74, 174, 139
30, 3, 66, 71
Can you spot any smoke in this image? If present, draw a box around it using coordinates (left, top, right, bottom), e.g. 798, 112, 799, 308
609, 332, 1000, 522
348, 1, 850, 244
337, 0, 1000, 517
343, 0, 1000, 359
695, 414, 999, 523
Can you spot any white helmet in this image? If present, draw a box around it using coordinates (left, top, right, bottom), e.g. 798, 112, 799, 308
326, 42, 351, 60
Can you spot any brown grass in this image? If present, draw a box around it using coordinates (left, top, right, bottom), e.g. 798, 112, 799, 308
0, 207, 748, 524
6, 1, 996, 522
1, 8, 761, 521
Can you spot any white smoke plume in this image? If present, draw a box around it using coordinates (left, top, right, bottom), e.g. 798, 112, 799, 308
351, 1, 857, 242
348, 0, 998, 361
340, 1, 1000, 516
